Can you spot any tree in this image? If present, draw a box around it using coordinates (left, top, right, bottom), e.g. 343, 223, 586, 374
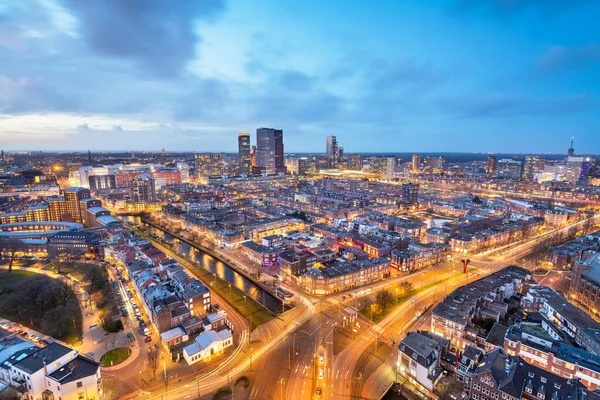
397, 281, 414, 296
40, 305, 77, 338
52, 279, 78, 307
85, 265, 106, 293
53, 252, 72, 274
375, 289, 395, 314
147, 344, 160, 380
0, 238, 24, 273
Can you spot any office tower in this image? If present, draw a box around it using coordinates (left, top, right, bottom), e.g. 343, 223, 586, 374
349, 154, 363, 171
568, 136, 575, 157
238, 133, 251, 175
523, 156, 546, 180
386, 157, 397, 180
195, 153, 224, 179
256, 128, 286, 174
566, 156, 592, 184
338, 147, 344, 162
63, 187, 91, 224
496, 159, 523, 180
486, 155, 497, 175
411, 155, 421, 173
402, 183, 419, 205
326, 136, 339, 168
131, 174, 156, 203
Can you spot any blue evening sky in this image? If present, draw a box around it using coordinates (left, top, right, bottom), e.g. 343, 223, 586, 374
0, 0, 599, 153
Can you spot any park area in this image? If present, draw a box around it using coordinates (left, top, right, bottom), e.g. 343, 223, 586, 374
43, 261, 123, 333
0, 269, 82, 344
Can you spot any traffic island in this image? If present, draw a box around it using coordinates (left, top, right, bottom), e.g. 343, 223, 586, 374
100, 347, 132, 367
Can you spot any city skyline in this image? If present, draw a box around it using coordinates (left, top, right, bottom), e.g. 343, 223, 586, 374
1, 1, 599, 153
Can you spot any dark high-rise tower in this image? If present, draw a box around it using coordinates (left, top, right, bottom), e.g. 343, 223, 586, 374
238, 133, 251, 175
402, 183, 419, 205
256, 128, 286, 174
326, 136, 339, 167
568, 136, 575, 157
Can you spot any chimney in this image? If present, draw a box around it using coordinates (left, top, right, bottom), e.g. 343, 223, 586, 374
43, 359, 48, 376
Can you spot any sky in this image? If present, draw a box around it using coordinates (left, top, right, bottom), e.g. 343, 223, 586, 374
0, 0, 599, 154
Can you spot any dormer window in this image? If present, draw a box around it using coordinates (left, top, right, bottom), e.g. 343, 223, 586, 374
528, 372, 535, 378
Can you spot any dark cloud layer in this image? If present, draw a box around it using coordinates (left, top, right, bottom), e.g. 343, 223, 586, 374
63, 0, 225, 77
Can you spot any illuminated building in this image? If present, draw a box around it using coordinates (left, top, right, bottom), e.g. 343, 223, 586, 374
326, 135, 339, 167
195, 153, 224, 179
256, 128, 286, 174
402, 183, 419, 205
238, 133, 251, 175
411, 154, 421, 173
485, 155, 497, 175
131, 174, 156, 203
349, 154, 363, 171
63, 187, 91, 224
523, 156, 546, 180
496, 159, 523, 180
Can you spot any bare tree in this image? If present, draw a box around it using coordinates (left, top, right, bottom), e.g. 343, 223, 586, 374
375, 289, 395, 314
53, 252, 72, 274
0, 238, 24, 274
52, 280, 78, 307
147, 344, 160, 380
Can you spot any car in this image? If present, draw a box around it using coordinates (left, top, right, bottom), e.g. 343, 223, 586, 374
20, 331, 28, 336
319, 369, 324, 380
319, 352, 324, 364
144, 336, 152, 343
40, 339, 50, 346
13, 328, 22, 334
316, 387, 323, 397
31, 336, 41, 342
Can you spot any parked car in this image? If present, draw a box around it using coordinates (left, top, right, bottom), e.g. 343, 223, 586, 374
316, 387, 322, 397
144, 336, 152, 343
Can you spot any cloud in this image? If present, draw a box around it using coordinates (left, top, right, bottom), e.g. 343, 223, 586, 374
535, 44, 600, 73
112, 125, 123, 131
438, 93, 593, 118
76, 123, 90, 130
62, 0, 225, 77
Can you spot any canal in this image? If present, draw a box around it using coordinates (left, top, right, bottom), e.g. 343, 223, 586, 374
122, 216, 283, 314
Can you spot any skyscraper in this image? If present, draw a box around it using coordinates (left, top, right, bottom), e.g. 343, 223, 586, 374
131, 174, 156, 203
566, 156, 591, 184
195, 153, 224, 179
326, 136, 339, 168
411, 155, 421, 173
256, 128, 286, 174
238, 133, 251, 175
486, 155, 497, 175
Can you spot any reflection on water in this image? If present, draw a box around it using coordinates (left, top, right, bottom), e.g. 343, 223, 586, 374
121, 216, 282, 313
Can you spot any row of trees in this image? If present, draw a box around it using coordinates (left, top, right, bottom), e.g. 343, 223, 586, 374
0, 275, 81, 341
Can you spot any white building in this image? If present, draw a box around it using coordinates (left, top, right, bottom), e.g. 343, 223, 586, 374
398, 331, 447, 392
182, 329, 233, 366
9, 342, 101, 400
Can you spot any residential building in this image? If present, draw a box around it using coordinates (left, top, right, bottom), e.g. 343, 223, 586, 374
486, 155, 497, 175
523, 156, 546, 180
411, 154, 421, 173
349, 154, 363, 171
326, 135, 339, 167
402, 183, 419, 205
182, 329, 233, 365
131, 173, 156, 203
9, 342, 102, 400
398, 331, 448, 392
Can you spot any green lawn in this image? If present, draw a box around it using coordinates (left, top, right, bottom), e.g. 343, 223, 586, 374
0, 269, 83, 344
133, 227, 275, 329
99, 347, 131, 367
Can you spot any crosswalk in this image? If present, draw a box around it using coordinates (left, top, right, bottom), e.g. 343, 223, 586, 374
371, 324, 384, 334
